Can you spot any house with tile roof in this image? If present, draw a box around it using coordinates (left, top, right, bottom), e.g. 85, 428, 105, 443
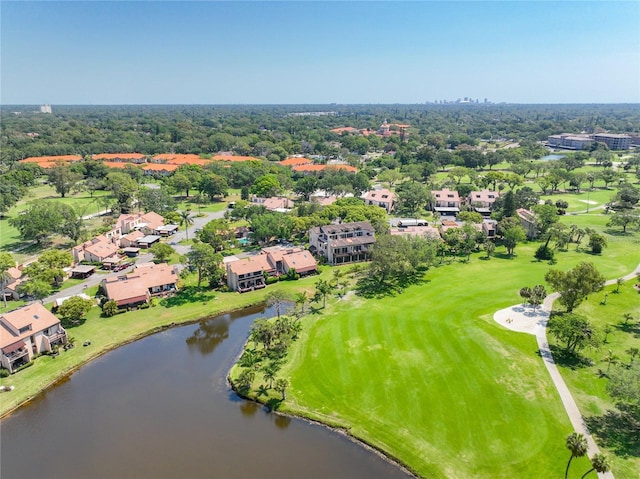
362, 188, 396, 213
279, 157, 314, 167
225, 254, 273, 292
468, 189, 499, 215
292, 164, 357, 175
72, 235, 120, 264
2, 267, 26, 302
102, 263, 178, 308
1, 303, 67, 373
308, 221, 376, 265
431, 188, 461, 216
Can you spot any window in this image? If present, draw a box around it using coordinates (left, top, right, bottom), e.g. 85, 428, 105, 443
19, 325, 32, 334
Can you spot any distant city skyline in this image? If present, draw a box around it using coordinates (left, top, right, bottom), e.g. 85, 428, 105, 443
1, 1, 639, 105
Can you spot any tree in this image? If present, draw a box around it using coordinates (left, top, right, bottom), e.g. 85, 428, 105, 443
265, 290, 289, 320
519, 286, 532, 306
47, 162, 82, 198
545, 262, 606, 312
396, 182, 432, 215
587, 233, 607, 254
251, 174, 281, 197
180, 210, 194, 240
9, 202, 65, 244
533, 204, 559, 236
457, 211, 483, 224
483, 239, 495, 259
564, 432, 588, 479
580, 453, 610, 479
18, 278, 52, 303
548, 313, 599, 354
530, 284, 547, 309
199, 173, 228, 200
58, 296, 93, 323
24, 250, 73, 286
137, 187, 176, 214
274, 378, 289, 401
0, 253, 16, 309
293, 176, 318, 201
503, 226, 526, 256
294, 291, 308, 314
377, 168, 404, 187
601, 349, 619, 375
606, 362, 640, 417
105, 172, 138, 213
599, 168, 619, 188
314, 279, 332, 308
102, 299, 119, 317
184, 243, 222, 289
607, 211, 639, 233
150, 243, 174, 263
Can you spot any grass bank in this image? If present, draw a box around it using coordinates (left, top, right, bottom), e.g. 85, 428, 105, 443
0, 270, 327, 418
265, 220, 639, 478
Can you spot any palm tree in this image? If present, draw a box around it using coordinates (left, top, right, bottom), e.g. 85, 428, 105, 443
180, 209, 194, 240
622, 312, 634, 326
262, 364, 277, 389
565, 432, 588, 479
602, 349, 619, 375
274, 378, 289, 401
294, 291, 308, 315
580, 453, 610, 478
615, 277, 624, 293
315, 279, 332, 308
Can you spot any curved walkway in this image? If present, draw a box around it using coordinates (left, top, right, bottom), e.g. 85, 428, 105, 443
494, 264, 640, 479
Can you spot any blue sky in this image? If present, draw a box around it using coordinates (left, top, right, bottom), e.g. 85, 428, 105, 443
1, 1, 639, 104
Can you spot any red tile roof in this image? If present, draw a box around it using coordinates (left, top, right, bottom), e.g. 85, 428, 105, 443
211, 155, 260, 162
292, 164, 357, 173
93, 153, 146, 160
0, 303, 61, 350
279, 157, 313, 167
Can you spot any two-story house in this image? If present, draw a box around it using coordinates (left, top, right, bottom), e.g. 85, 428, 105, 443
431, 188, 461, 216
468, 190, 499, 216
102, 263, 179, 308
226, 254, 273, 292
362, 188, 396, 213
308, 221, 376, 265
0, 303, 67, 374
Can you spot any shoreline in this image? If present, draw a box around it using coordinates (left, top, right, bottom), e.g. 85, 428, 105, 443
0, 300, 265, 420
228, 375, 420, 479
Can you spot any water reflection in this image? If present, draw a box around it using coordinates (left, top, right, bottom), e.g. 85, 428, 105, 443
239, 399, 259, 417
186, 316, 232, 354
1, 304, 411, 479
274, 413, 291, 430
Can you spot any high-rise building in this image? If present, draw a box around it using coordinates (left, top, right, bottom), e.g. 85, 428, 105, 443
40, 104, 52, 114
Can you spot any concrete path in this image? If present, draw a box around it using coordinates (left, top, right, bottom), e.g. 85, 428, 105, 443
494, 264, 640, 479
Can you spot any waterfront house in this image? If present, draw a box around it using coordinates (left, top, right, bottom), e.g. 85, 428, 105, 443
0, 303, 67, 373
102, 263, 178, 308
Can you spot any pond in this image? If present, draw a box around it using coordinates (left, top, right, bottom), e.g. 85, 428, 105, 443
0, 305, 412, 479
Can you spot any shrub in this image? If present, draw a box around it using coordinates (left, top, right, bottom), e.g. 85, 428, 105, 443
266, 276, 279, 285
139, 302, 150, 309
0, 368, 9, 378
149, 298, 159, 307
102, 300, 119, 317
534, 244, 555, 261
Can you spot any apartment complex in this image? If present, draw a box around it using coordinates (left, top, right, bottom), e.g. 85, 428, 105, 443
308, 221, 376, 265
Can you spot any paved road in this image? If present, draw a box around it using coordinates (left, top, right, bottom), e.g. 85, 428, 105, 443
494, 263, 640, 479
43, 209, 228, 305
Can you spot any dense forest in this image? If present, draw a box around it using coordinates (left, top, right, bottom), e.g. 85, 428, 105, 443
2, 104, 639, 163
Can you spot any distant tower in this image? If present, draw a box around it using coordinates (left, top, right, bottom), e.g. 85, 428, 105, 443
40, 104, 52, 114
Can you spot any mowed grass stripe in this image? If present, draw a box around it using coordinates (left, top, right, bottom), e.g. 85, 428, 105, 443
283, 217, 638, 478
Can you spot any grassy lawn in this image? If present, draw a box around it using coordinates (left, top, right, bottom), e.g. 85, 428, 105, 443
263, 221, 639, 478
0, 268, 331, 417
176, 198, 229, 213
548, 280, 640, 478
540, 188, 617, 213
1, 184, 111, 256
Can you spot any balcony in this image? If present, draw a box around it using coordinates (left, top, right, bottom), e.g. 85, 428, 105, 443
3, 347, 29, 362
46, 329, 67, 345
